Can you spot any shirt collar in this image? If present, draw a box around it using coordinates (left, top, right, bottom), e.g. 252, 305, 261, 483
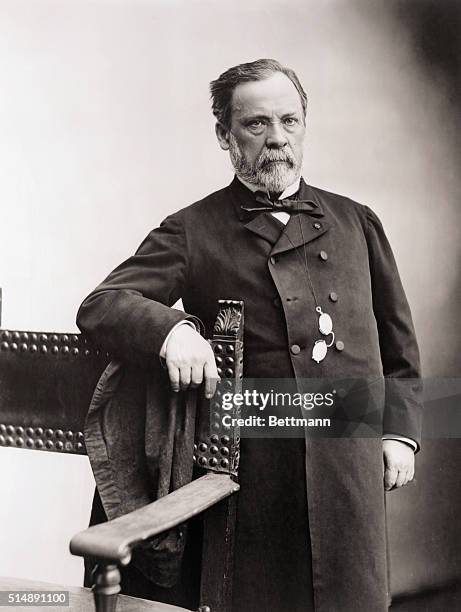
236, 175, 301, 199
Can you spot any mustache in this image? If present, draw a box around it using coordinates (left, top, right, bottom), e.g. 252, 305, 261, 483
257, 148, 296, 169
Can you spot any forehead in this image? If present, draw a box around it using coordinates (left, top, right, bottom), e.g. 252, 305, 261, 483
231, 72, 303, 120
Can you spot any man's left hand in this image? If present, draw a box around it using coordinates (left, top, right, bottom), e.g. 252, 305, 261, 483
382, 439, 415, 491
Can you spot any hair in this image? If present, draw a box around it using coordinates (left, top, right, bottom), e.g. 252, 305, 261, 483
210, 58, 308, 130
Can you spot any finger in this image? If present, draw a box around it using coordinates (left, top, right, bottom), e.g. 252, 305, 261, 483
407, 465, 415, 483
179, 366, 192, 391
204, 360, 220, 399
167, 364, 180, 393
408, 465, 415, 482
190, 363, 204, 388
395, 468, 408, 489
384, 466, 398, 491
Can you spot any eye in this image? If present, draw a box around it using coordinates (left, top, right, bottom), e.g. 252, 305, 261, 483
247, 120, 264, 129
283, 117, 299, 126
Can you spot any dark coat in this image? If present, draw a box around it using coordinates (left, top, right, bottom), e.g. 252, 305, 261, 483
77, 177, 422, 612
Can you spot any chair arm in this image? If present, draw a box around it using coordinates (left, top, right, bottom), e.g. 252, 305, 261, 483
70, 473, 239, 565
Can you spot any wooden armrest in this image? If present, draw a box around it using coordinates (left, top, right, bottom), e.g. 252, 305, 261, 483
70, 473, 239, 565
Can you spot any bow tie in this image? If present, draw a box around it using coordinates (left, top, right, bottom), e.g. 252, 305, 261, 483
241, 191, 323, 216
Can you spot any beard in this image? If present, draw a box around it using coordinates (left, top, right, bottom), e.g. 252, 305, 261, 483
228, 133, 303, 194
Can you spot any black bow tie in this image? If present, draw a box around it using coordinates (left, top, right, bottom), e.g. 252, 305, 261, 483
241, 191, 323, 216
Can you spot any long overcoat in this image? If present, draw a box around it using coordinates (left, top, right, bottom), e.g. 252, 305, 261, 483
77, 177, 422, 612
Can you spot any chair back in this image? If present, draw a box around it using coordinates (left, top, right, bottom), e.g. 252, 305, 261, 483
0, 300, 243, 475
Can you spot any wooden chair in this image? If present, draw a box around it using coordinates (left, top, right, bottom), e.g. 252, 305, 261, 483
0, 299, 244, 612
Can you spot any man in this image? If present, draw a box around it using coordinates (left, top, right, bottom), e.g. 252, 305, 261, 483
77, 59, 421, 611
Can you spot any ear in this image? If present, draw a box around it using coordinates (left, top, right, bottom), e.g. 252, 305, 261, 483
215, 122, 230, 151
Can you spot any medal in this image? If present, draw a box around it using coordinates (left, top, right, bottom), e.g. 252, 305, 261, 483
312, 306, 335, 363
317, 306, 333, 335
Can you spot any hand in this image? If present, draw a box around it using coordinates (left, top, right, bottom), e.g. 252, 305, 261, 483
165, 324, 220, 398
382, 439, 415, 491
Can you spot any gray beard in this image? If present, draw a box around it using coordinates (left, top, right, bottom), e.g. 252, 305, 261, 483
228, 133, 302, 194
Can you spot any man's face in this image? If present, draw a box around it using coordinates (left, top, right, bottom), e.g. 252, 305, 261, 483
216, 72, 306, 194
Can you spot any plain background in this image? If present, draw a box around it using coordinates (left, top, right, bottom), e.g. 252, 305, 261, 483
0, 0, 459, 594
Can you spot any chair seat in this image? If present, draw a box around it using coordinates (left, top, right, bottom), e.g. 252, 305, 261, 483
0, 577, 190, 612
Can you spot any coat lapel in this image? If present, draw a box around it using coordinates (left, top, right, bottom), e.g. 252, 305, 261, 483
270, 179, 332, 256
242, 212, 285, 245
270, 212, 331, 256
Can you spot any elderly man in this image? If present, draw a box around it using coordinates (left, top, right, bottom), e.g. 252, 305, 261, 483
77, 59, 421, 612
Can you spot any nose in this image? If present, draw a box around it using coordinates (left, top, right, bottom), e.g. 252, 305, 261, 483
265, 121, 288, 148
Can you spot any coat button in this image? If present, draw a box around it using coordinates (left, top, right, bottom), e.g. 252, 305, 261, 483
273, 297, 281, 308
319, 250, 328, 261
290, 344, 301, 355
270, 256, 276, 265
329, 292, 338, 302
335, 341, 345, 351
313, 222, 322, 230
